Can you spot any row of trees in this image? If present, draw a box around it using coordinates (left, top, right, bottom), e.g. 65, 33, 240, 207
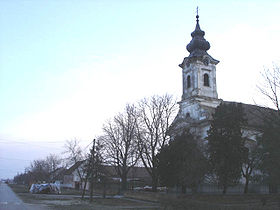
100, 95, 177, 192
13, 154, 62, 185
14, 94, 178, 194
13, 137, 88, 185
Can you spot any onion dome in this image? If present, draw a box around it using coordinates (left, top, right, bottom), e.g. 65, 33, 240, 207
186, 15, 210, 58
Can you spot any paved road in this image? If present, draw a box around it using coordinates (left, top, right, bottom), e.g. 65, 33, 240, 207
0, 183, 48, 210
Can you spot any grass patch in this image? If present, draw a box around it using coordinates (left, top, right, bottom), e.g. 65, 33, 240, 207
87, 198, 151, 206
49, 198, 159, 210
126, 191, 280, 210
8, 184, 29, 193
161, 194, 280, 210
60, 188, 87, 195
49, 203, 98, 210
60, 187, 118, 196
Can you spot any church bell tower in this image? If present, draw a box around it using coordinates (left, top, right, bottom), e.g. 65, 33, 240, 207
171, 13, 221, 134
180, 14, 219, 102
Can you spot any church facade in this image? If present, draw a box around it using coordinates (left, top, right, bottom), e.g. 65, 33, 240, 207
170, 14, 264, 145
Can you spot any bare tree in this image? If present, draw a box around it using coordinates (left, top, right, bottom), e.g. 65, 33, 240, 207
136, 94, 177, 191
257, 64, 280, 112
63, 138, 84, 166
63, 138, 85, 190
46, 153, 62, 174
242, 143, 261, 194
45, 153, 63, 182
18, 153, 62, 184
256, 64, 280, 193
101, 104, 140, 191
28, 159, 50, 182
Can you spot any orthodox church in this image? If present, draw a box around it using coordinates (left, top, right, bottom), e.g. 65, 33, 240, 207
170, 14, 265, 143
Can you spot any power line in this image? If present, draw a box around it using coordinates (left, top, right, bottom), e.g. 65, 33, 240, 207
0, 138, 65, 144
83, 141, 93, 150
0, 138, 91, 151
0, 168, 25, 172
0, 157, 31, 161
0, 141, 66, 150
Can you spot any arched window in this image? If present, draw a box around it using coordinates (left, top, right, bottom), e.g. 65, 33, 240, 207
187, 75, 191, 88
203, 73, 209, 87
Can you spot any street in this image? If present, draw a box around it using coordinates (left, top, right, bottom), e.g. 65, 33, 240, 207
0, 183, 48, 210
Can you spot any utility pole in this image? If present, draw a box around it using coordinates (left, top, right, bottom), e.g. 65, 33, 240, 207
89, 139, 95, 202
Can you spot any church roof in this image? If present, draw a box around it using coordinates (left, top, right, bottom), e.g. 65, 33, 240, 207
186, 15, 210, 59
169, 100, 276, 136
223, 101, 277, 130
179, 14, 219, 68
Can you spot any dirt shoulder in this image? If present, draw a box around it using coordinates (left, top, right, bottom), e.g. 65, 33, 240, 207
9, 184, 160, 210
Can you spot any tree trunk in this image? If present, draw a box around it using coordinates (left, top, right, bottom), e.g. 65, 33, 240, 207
222, 185, 227, 194
269, 184, 278, 194
191, 185, 198, 194
243, 176, 249, 194
82, 175, 89, 199
102, 180, 106, 198
181, 185, 186, 194
89, 179, 94, 202
121, 174, 127, 192
152, 175, 158, 192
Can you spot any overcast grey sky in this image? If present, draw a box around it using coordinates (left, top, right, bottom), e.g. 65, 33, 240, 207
1, 0, 280, 178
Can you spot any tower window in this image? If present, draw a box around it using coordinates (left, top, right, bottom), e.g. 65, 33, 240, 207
203, 73, 209, 87
187, 75, 191, 88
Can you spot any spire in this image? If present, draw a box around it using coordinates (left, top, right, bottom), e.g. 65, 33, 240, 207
186, 12, 210, 58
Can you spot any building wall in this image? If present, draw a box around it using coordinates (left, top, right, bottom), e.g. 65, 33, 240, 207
63, 175, 74, 188
182, 60, 218, 100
